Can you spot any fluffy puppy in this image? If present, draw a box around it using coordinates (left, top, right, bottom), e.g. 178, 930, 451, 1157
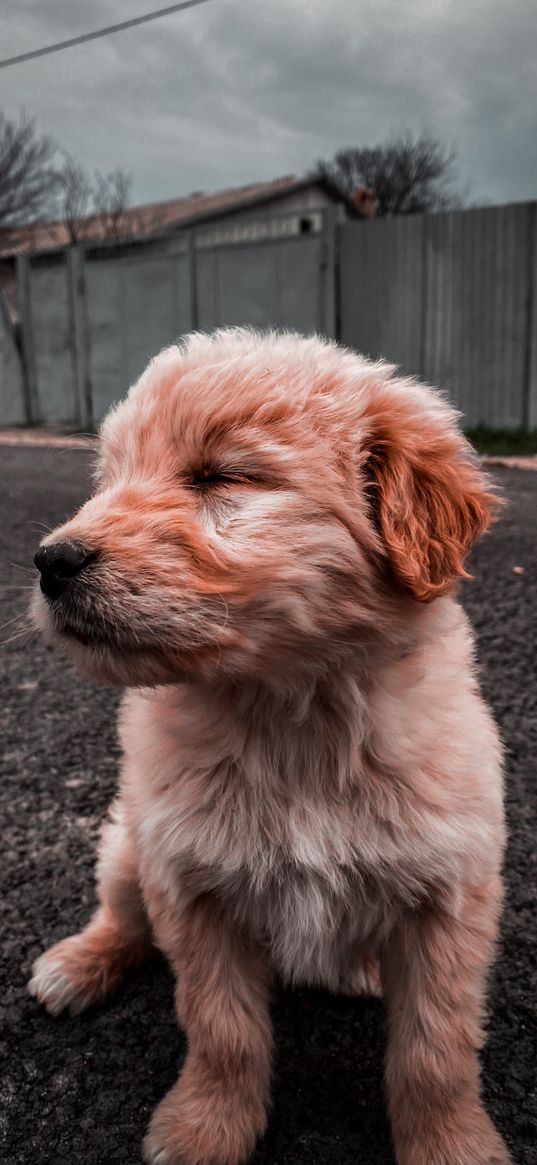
28, 329, 510, 1165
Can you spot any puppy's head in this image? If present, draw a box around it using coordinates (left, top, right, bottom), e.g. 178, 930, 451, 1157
32, 329, 497, 686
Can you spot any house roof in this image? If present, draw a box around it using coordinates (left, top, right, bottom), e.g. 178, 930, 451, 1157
0, 173, 355, 259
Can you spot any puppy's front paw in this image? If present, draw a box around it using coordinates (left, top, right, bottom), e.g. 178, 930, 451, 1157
28, 931, 121, 1016
143, 1072, 266, 1165
396, 1108, 512, 1165
28, 945, 88, 1016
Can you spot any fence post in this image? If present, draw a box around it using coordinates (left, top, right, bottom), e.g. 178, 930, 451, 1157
15, 254, 39, 424
67, 245, 93, 429
0, 289, 27, 426
187, 232, 198, 331
321, 205, 338, 340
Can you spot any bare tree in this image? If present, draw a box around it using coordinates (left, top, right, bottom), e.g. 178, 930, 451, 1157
0, 112, 59, 231
57, 153, 93, 243
317, 132, 462, 217
93, 168, 132, 239
0, 109, 155, 249
56, 154, 133, 242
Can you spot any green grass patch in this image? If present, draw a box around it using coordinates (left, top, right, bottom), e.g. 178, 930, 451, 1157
465, 427, 537, 456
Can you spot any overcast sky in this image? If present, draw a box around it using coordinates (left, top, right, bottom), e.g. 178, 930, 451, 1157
2, 0, 536, 208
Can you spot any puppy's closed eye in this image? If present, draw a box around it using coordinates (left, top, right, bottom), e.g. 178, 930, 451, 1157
188, 467, 263, 491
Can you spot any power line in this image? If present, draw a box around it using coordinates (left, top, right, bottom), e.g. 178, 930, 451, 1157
0, 0, 216, 71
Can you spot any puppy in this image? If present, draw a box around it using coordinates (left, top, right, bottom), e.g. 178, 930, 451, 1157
28, 329, 510, 1165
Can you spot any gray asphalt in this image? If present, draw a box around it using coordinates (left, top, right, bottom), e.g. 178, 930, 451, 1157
1, 445, 536, 1165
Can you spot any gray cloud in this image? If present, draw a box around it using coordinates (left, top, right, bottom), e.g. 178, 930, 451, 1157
2, 0, 536, 207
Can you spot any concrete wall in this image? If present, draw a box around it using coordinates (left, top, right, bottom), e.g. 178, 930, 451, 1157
84, 243, 193, 422
10, 201, 537, 431
340, 202, 537, 429
0, 288, 26, 425
195, 235, 324, 333
16, 213, 331, 427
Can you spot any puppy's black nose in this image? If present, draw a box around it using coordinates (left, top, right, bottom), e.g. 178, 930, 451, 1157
34, 541, 93, 600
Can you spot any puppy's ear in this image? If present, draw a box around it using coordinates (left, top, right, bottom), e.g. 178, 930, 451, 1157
364, 383, 499, 602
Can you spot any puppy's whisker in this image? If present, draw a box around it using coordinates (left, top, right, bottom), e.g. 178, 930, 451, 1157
0, 612, 27, 634
7, 561, 35, 576
0, 584, 34, 592
1, 622, 35, 648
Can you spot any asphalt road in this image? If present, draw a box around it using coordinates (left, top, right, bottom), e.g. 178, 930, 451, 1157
1, 445, 536, 1165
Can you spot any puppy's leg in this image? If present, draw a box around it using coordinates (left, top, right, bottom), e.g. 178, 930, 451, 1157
381, 877, 511, 1165
144, 892, 272, 1165
28, 802, 152, 1015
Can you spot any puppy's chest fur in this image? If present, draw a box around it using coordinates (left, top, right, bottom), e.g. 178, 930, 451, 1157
120, 682, 485, 988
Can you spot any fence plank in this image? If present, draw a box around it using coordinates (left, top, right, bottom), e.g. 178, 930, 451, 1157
27, 255, 77, 425
339, 217, 423, 376
84, 250, 192, 422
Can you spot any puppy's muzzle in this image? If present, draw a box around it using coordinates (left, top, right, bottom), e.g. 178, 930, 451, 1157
34, 541, 94, 601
